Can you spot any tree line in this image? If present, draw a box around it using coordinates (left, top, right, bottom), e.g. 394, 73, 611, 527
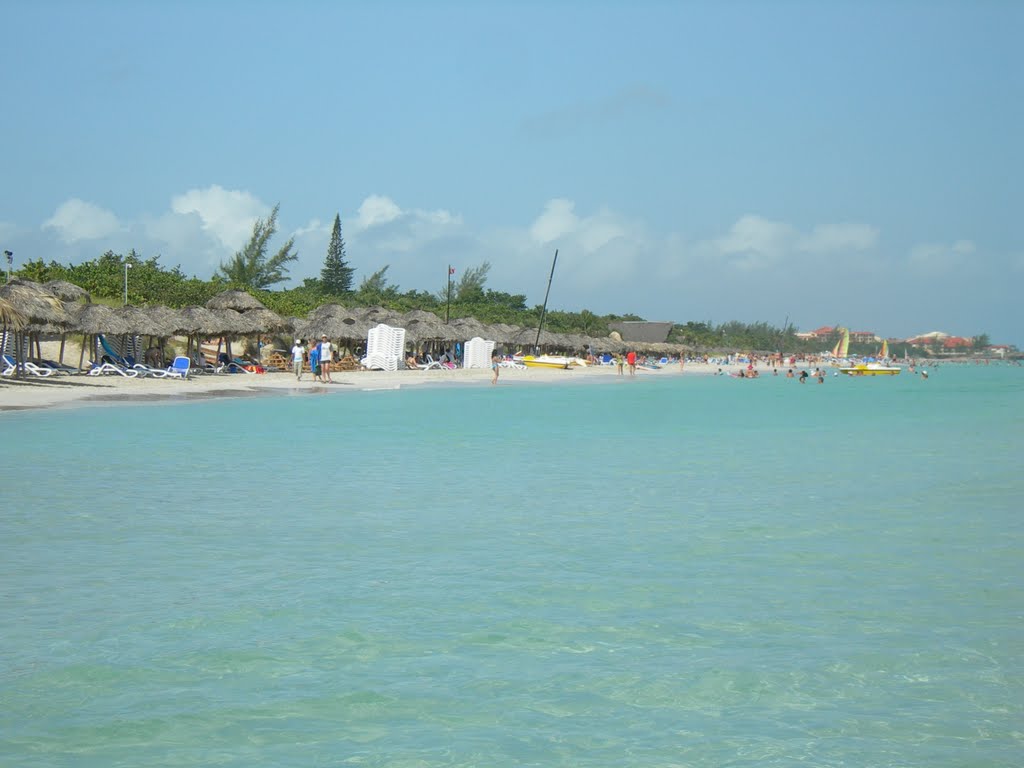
16, 203, 953, 353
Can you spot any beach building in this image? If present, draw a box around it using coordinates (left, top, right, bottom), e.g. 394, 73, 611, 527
606, 321, 674, 344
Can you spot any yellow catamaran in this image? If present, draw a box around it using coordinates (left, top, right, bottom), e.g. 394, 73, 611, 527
836, 331, 902, 376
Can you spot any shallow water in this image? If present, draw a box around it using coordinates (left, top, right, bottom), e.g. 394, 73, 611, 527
2, 365, 1022, 766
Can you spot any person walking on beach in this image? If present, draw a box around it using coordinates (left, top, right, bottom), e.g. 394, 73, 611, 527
291, 339, 305, 381
309, 341, 321, 383
319, 335, 333, 383
491, 353, 500, 385
615, 353, 624, 375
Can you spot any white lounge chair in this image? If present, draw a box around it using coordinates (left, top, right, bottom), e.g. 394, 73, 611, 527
2, 354, 55, 377
87, 361, 139, 378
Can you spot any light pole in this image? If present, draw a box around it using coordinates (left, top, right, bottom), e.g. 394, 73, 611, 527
4, 250, 12, 283
124, 261, 132, 305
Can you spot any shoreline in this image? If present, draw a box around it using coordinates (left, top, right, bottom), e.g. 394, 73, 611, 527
0, 362, 697, 414
3, 357, 1005, 414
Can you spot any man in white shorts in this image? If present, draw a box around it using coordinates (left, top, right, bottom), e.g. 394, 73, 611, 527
291, 339, 305, 381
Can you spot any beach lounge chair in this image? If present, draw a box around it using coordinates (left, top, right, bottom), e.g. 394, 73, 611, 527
361, 324, 406, 371
2, 354, 56, 377
132, 362, 170, 378
87, 361, 139, 377
98, 334, 137, 368
166, 356, 191, 379
31, 358, 79, 375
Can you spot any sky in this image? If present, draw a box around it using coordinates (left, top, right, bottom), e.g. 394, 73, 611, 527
2, 0, 1021, 346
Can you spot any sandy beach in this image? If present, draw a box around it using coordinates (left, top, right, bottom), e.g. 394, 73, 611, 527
0, 358, 715, 413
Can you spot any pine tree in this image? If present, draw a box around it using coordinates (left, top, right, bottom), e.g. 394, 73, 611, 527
321, 213, 354, 294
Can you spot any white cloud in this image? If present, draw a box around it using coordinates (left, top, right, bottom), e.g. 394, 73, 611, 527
908, 239, 976, 272
712, 215, 795, 270
529, 199, 626, 253
293, 218, 325, 239
43, 198, 123, 243
347, 196, 462, 256
355, 195, 402, 231
170, 185, 267, 252
530, 199, 579, 243
798, 223, 878, 253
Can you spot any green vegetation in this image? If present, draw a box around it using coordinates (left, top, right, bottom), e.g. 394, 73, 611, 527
214, 204, 298, 290
318, 214, 354, 295
13, 245, 1000, 355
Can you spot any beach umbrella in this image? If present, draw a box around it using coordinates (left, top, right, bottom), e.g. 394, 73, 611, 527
0, 280, 71, 372
69, 303, 127, 370
0, 279, 70, 327
117, 305, 180, 366
307, 303, 350, 322
43, 280, 91, 304
0, 296, 27, 331
174, 306, 225, 361
205, 289, 267, 312
41, 281, 92, 363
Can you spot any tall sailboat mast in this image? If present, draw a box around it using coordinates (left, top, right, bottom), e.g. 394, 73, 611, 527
533, 249, 558, 353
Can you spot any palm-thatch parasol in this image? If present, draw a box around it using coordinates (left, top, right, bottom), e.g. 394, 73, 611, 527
399, 309, 445, 346
205, 289, 267, 312
205, 290, 286, 359
0, 296, 27, 332
0, 280, 70, 373
44, 280, 91, 304
71, 303, 129, 370
0, 280, 70, 326
117, 305, 181, 367
174, 306, 225, 363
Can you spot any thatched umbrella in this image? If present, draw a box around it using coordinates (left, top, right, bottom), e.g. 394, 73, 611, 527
205, 291, 286, 359
205, 289, 267, 312
0, 280, 70, 326
41, 281, 93, 362
307, 303, 349, 322
0, 296, 27, 332
71, 303, 127, 370
44, 280, 91, 304
118, 305, 180, 366
400, 310, 445, 346
298, 314, 371, 347
175, 306, 225, 363
0, 280, 70, 373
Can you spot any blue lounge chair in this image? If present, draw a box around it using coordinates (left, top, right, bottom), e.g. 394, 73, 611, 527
167, 356, 190, 379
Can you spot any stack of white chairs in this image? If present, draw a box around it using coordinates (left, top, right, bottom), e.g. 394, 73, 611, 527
463, 337, 495, 369
361, 323, 406, 371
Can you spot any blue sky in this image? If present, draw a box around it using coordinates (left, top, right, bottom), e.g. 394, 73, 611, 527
2, 0, 1021, 345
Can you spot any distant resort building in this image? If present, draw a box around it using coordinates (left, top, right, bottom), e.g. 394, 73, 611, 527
607, 321, 674, 344
796, 326, 878, 344
792, 325, 1016, 357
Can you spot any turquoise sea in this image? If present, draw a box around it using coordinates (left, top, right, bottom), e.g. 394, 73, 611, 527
1, 365, 1022, 767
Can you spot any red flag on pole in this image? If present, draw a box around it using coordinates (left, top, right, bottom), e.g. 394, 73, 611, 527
449, 267, 455, 275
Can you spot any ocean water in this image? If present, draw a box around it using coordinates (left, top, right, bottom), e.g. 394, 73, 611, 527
1, 366, 1022, 767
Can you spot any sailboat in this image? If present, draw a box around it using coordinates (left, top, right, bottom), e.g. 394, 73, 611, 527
831, 327, 850, 360
839, 333, 901, 376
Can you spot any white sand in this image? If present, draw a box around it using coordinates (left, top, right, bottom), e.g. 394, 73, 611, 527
0, 358, 733, 413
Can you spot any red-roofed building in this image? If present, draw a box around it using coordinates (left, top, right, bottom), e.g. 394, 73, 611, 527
942, 336, 973, 349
